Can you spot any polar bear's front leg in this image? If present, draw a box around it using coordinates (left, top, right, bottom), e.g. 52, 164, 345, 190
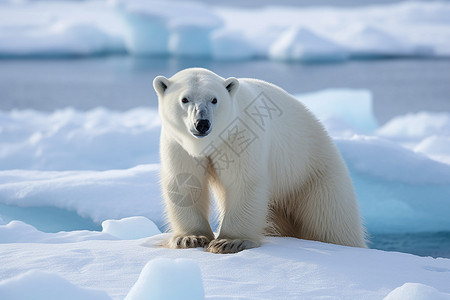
162, 167, 215, 248
160, 140, 214, 249
207, 173, 269, 254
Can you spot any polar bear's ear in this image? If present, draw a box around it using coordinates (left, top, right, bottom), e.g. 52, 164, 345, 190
224, 77, 239, 98
153, 76, 170, 96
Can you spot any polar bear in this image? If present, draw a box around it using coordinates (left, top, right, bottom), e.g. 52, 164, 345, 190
153, 68, 367, 254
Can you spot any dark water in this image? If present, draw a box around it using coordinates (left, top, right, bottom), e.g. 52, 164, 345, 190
0, 203, 102, 233
1, 56, 450, 258
371, 232, 450, 258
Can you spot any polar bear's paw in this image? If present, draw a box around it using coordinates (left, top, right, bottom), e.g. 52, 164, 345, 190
206, 239, 259, 254
169, 235, 211, 249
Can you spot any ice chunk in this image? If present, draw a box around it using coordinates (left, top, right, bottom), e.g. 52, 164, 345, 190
296, 89, 378, 135
337, 136, 450, 185
0, 21, 124, 57
0, 107, 161, 170
415, 135, 450, 165
115, 0, 221, 57
0, 1, 450, 59
337, 136, 450, 233
0, 270, 111, 300
336, 25, 432, 57
0, 165, 164, 229
102, 216, 161, 240
169, 25, 213, 58
377, 112, 450, 140
119, 8, 169, 56
211, 30, 254, 60
384, 283, 450, 300
125, 258, 204, 300
269, 27, 349, 62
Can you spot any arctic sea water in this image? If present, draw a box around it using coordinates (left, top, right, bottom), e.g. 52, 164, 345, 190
1, 56, 449, 258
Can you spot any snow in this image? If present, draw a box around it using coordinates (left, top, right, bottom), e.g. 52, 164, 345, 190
0, 1, 450, 60
125, 258, 204, 300
384, 283, 450, 300
1, 86, 449, 298
0, 107, 161, 170
102, 217, 161, 240
1, 234, 450, 300
0, 270, 112, 300
0, 165, 164, 228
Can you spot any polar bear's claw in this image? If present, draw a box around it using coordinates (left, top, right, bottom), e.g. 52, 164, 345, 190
171, 235, 211, 249
207, 239, 258, 254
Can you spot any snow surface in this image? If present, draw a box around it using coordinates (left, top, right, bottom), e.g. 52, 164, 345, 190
0, 108, 161, 170
0, 1, 449, 60
1, 233, 450, 300
0, 165, 164, 228
0, 270, 112, 300
1, 88, 450, 299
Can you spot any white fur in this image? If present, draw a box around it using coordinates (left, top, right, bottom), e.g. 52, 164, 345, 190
154, 68, 367, 253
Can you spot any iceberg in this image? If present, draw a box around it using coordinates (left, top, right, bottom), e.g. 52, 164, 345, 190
269, 27, 349, 62
211, 29, 255, 61
297, 89, 378, 135
337, 136, 450, 233
415, 135, 450, 165
1, 1, 450, 60
115, 0, 221, 57
377, 112, 450, 141
335, 24, 433, 58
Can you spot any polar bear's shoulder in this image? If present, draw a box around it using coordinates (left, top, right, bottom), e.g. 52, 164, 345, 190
238, 78, 293, 97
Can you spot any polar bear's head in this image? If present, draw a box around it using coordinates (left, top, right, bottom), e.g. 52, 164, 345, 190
153, 68, 239, 157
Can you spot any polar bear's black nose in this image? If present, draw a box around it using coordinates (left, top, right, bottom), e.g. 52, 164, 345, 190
195, 119, 211, 134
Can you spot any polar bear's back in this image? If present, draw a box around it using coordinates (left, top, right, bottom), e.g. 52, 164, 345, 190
236, 78, 366, 247
236, 78, 334, 186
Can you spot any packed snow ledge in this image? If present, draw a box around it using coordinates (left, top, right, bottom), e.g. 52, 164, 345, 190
1, 89, 450, 299
1, 228, 450, 300
0, 1, 450, 60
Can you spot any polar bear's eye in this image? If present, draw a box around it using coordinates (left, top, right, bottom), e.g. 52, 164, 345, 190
211, 98, 218, 104
181, 97, 189, 104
